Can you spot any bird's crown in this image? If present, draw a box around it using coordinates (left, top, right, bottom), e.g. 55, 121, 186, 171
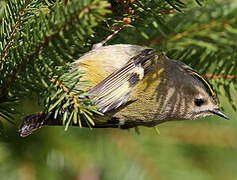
186, 68, 215, 98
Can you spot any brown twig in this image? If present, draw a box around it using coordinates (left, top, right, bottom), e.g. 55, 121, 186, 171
50, 77, 80, 108
93, 25, 125, 49
0, 1, 29, 70
205, 73, 237, 80
149, 20, 231, 45
64, 0, 68, 5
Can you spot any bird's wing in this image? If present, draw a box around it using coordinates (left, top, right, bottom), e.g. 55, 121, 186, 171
75, 44, 149, 87
88, 48, 158, 113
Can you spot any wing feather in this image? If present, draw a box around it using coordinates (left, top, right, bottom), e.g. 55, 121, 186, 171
88, 48, 158, 113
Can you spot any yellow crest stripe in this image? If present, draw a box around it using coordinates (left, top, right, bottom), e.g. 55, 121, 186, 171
187, 70, 215, 96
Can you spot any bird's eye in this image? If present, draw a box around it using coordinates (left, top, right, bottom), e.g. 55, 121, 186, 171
194, 98, 204, 106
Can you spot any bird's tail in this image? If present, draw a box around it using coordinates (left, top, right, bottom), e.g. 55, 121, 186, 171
19, 111, 120, 137
18, 112, 61, 137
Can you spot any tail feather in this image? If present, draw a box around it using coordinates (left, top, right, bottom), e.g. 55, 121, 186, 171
19, 112, 120, 137
19, 113, 50, 137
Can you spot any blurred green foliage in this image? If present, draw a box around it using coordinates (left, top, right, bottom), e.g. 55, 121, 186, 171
0, 94, 237, 180
0, 0, 237, 179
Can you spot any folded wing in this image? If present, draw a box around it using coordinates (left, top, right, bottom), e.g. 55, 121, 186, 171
88, 49, 158, 113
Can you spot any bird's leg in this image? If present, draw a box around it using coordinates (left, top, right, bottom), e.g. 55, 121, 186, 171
92, 26, 125, 49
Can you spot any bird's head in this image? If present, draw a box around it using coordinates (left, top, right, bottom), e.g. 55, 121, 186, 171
164, 60, 229, 121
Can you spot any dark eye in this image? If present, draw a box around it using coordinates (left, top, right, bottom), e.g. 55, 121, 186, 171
194, 98, 204, 106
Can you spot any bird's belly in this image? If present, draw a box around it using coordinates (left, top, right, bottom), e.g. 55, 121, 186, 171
112, 91, 167, 128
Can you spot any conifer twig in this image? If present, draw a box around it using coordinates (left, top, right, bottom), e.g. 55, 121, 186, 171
50, 77, 80, 108
0, 0, 29, 69
0, 7, 90, 99
93, 25, 125, 49
149, 20, 232, 45
205, 74, 237, 80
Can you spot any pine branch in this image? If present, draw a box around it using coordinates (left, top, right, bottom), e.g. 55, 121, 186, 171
147, 20, 232, 45
0, 4, 88, 97
0, 0, 110, 125
0, 0, 29, 68
0, 0, 44, 124
46, 69, 103, 131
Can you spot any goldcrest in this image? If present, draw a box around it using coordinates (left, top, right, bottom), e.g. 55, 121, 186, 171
19, 44, 228, 136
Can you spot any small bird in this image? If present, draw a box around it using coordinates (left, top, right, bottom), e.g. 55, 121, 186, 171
19, 44, 229, 137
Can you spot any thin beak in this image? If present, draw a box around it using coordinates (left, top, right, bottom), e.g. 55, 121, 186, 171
210, 109, 229, 120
